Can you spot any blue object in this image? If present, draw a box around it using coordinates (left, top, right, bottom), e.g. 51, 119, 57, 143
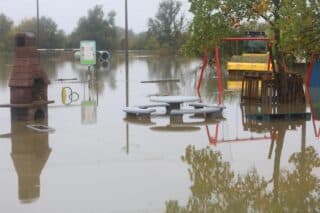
309, 87, 320, 120
310, 58, 320, 87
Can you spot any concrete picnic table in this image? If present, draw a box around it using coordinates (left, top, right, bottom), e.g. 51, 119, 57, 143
149, 96, 199, 113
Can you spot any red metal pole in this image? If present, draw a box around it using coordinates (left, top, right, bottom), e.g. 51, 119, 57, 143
306, 53, 315, 87
197, 49, 209, 92
206, 124, 219, 145
215, 47, 223, 105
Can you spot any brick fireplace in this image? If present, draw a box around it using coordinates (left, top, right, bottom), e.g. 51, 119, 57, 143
9, 32, 51, 121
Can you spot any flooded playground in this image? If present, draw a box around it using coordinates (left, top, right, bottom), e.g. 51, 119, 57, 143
0, 52, 319, 212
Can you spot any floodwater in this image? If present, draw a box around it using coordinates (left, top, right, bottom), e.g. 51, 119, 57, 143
0, 52, 319, 212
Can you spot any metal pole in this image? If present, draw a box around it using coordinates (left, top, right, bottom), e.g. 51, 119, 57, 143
215, 47, 223, 105
36, 0, 40, 45
125, 0, 129, 107
126, 124, 129, 154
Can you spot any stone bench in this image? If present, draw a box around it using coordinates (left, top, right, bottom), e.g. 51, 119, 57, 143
136, 103, 169, 109
189, 103, 226, 110
170, 108, 221, 118
123, 107, 156, 119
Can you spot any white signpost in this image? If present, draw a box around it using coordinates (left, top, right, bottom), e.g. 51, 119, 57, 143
80, 41, 96, 65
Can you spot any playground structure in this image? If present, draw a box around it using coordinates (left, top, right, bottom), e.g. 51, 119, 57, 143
205, 100, 309, 146
197, 35, 273, 102
196, 35, 315, 145
197, 35, 306, 105
225, 35, 272, 73
240, 71, 305, 104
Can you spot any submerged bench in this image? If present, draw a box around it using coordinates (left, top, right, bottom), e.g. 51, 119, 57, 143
189, 103, 226, 110
123, 107, 156, 119
135, 103, 169, 109
170, 108, 221, 118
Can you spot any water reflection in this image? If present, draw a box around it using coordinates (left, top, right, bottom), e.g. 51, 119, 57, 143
165, 101, 316, 211
166, 144, 320, 212
81, 70, 98, 124
1, 51, 319, 211
200, 70, 240, 104
308, 87, 320, 139
0, 53, 13, 89
146, 56, 200, 95
1, 120, 51, 203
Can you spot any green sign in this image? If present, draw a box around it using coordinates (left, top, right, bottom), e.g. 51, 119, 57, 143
80, 41, 96, 65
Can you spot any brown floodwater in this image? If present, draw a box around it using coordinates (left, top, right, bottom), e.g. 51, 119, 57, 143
0, 52, 319, 212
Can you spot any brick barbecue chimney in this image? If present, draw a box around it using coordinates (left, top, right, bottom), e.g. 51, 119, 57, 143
9, 32, 51, 121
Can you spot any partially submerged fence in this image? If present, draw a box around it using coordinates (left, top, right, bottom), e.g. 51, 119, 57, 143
241, 72, 305, 105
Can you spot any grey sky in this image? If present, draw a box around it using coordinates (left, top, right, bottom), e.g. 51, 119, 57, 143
1, 0, 191, 34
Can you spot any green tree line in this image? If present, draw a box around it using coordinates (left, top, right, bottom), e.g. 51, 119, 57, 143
1, 0, 319, 58
0, 1, 187, 53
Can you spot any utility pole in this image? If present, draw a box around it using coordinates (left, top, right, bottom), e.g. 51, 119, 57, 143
125, 0, 129, 107
125, 0, 130, 155
36, 0, 40, 45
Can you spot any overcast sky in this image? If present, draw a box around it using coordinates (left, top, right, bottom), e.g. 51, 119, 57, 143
1, 0, 191, 34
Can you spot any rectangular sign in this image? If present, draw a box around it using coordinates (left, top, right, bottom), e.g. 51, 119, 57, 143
80, 41, 96, 65
81, 100, 97, 124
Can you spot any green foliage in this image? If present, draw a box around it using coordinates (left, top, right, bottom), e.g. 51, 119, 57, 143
145, 36, 161, 50
147, 0, 186, 52
278, 0, 320, 57
68, 5, 117, 50
15, 16, 66, 49
182, 0, 235, 55
185, 0, 320, 60
0, 14, 14, 51
166, 145, 320, 212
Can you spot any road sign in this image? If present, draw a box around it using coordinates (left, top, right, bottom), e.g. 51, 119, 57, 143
80, 41, 96, 65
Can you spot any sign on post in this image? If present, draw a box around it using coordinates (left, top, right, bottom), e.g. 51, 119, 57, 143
80, 41, 96, 65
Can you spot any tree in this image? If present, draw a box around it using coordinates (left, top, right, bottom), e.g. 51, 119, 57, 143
186, 0, 320, 67
16, 17, 66, 48
182, 0, 235, 56
277, 0, 320, 58
147, 0, 186, 52
0, 13, 14, 51
69, 5, 117, 50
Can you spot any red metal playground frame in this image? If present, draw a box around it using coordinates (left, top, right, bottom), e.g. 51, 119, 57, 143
202, 44, 320, 144
197, 37, 272, 145
197, 37, 272, 105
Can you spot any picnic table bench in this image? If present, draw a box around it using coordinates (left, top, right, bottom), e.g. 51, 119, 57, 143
150, 96, 199, 113
122, 107, 156, 119
136, 103, 169, 109
189, 103, 226, 110
170, 108, 221, 117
